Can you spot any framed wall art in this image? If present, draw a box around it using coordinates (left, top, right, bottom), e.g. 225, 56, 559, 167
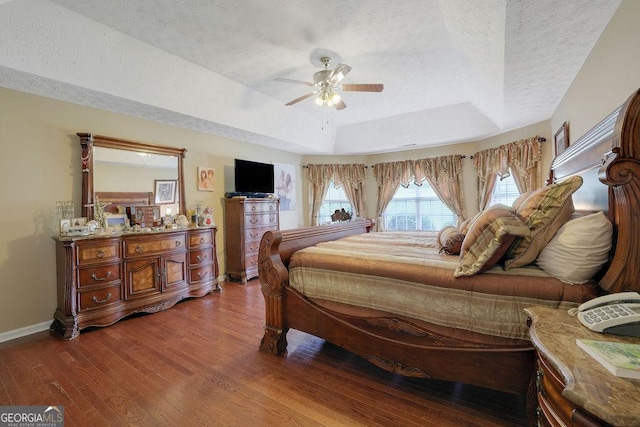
554, 122, 569, 156
198, 167, 215, 191
154, 180, 177, 204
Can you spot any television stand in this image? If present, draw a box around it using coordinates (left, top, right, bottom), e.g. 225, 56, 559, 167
224, 192, 272, 199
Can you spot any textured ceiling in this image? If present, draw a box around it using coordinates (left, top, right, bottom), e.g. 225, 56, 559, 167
0, 0, 622, 154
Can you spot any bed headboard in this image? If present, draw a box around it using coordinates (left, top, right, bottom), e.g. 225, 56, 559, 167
95, 191, 154, 214
549, 88, 640, 294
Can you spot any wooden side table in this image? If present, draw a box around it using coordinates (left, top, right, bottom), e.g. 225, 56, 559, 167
526, 306, 640, 426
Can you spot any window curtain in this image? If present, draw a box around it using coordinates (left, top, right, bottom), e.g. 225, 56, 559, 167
472, 136, 543, 211
506, 136, 543, 194
372, 156, 464, 231
333, 163, 367, 220
414, 155, 467, 225
305, 164, 333, 226
372, 160, 413, 231
305, 163, 367, 226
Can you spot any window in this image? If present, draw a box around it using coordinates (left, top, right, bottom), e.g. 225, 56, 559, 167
383, 181, 456, 231
318, 183, 353, 224
489, 173, 521, 207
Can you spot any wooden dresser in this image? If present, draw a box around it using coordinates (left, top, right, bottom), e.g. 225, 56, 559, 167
51, 227, 219, 340
526, 306, 640, 426
224, 198, 279, 283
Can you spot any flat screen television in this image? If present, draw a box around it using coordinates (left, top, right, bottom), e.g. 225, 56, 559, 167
234, 159, 275, 194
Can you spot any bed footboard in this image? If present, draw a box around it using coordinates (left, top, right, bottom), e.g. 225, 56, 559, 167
258, 219, 373, 354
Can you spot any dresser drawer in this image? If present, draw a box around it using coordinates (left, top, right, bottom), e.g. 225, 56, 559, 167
123, 234, 186, 258
244, 226, 273, 243
245, 240, 261, 256
189, 264, 214, 284
78, 264, 121, 288
189, 248, 213, 266
245, 213, 278, 228
245, 253, 259, 270
188, 229, 213, 248
244, 201, 278, 213
77, 284, 121, 311
76, 242, 120, 265
537, 355, 573, 426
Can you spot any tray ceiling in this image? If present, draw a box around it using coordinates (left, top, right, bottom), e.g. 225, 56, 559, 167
0, 0, 622, 154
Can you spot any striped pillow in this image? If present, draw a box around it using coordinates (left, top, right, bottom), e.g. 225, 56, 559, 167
504, 176, 583, 270
454, 205, 530, 277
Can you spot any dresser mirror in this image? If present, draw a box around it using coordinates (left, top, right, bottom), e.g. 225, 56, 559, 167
78, 133, 186, 220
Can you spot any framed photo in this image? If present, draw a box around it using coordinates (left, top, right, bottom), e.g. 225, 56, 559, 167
105, 213, 127, 228
198, 167, 215, 191
59, 219, 71, 235
72, 217, 87, 227
554, 122, 569, 156
154, 180, 177, 204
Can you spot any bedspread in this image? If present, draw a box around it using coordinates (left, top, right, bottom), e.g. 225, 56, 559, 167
288, 232, 599, 340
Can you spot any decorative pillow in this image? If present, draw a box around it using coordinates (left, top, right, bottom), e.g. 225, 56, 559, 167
437, 226, 465, 255
504, 176, 583, 270
459, 210, 482, 235
511, 190, 534, 212
536, 212, 612, 284
454, 205, 530, 277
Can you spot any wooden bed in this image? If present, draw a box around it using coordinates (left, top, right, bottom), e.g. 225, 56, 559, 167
258, 89, 640, 405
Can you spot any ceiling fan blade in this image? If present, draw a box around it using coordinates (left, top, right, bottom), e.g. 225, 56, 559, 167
334, 99, 347, 110
285, 92, 316, 106
329, 63, 352, 83
274, 77, 314, 86
341, 83, 384, 92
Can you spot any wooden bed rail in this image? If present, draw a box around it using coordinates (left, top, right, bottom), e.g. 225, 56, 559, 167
258, 219, 373, 354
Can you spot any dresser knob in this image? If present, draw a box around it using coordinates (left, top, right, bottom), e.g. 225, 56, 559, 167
200, 237, 205, 244
92, 293, 112, 304
197, 271, 208, 279
196, 254, 208, 262
96, 249, 106, 258
135, 245, 143, 253
175, 241, 181, 247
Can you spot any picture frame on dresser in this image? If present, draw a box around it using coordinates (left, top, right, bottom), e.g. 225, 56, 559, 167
154, 179, 177, 204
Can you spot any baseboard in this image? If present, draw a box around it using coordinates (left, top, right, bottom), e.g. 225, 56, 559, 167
0, 321, 50, 344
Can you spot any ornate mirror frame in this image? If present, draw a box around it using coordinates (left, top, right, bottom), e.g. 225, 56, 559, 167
78, 133, 187, 220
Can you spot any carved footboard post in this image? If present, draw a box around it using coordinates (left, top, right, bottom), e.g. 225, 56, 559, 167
258, 230, 289, 354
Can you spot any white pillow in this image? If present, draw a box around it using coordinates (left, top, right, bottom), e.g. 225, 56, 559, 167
536, 212, 612, 284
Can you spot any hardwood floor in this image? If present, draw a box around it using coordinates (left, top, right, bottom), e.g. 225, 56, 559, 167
0, 279, 528, 426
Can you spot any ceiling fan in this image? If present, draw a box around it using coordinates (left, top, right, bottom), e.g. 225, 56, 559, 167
275, 56, 384, 110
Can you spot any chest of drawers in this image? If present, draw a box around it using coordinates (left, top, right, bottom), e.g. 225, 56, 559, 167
224, 198, 279, 283
51, 227, 219, 339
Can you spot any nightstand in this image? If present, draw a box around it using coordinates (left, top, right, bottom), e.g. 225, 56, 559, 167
526, 306, 640, 426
